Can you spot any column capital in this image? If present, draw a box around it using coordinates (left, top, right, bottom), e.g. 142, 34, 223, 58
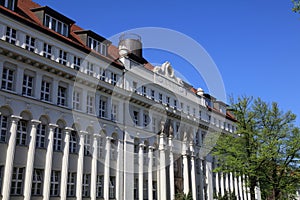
31, 119, 41, 126
49, 123, 58, 129
79, 130, 88, 136
11, 115, 22, 122
139, 143, 146, 148
148, 146, 155, 150
65, 127, 74, 132
106, 136, 113, 141
93, 133, 101, 139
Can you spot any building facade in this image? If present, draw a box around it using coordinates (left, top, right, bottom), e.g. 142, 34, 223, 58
0, 0, 254, 199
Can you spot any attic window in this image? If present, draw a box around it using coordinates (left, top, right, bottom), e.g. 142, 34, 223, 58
44, 14, 69, 37
88, 37, 107, 56
0, 0, 15, 10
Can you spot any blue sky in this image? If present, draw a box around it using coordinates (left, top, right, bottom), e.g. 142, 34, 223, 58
34, 0, 300, 124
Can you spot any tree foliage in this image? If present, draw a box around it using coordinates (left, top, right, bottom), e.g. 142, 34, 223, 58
293, 0, 300, 13
175, 192, 193, 200
213, 96, 300, 200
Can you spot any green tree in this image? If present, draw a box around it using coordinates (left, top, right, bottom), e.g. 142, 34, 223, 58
175, 192, 193, 200
293, 0, 300, 13
213, 96, 300, 200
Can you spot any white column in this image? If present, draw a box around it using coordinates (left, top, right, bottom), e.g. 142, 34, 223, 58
238, 176, 244, 200
138, 143, 145, 200
206, 161, 213, 200
159, 132, 167, 200
91, 133, 98, 200
243, 175, 248, 200
116, 140, 123, 200
182, 141, 190, 195
60, 127, 72, 200
229, 172, 234, 194
2, 115, 21, 200
148, 146, 154, 200
24, 120, 41, 200
215, 172, 220, 196
123, 131, 134, 199
76, 131, 86, 200
190, 142, 197, 200
220, 172, 225, 196
104, 136, 112, 200
225, 173, 229, 193
169, 136, 175, 200
43, 123, 58, 200
234, 173, 239, 198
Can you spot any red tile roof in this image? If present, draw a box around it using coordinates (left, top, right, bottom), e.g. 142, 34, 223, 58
1, 0, 235, 121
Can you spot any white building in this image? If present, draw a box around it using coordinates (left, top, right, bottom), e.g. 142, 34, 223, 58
0, 0, 251, 199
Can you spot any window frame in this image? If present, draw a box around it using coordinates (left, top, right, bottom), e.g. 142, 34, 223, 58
5, 26, 17, 44
1, 67, 15, 91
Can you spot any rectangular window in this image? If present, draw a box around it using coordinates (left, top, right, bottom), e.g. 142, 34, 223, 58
96, 175, 103, 198
0, 165, 3, 191
0, 115, 8, 142
193, 108, 196, 117
11, 167, 24, 195
86, 94, 94, 114
134, 179, 138, 200
25, 35, 35, 52
143, 113, 148, 127
5, 26, 16, 44
109, 177, 115, 199
0, 0, 15, 10
50, 170, 60, 196
111, 103, 118, 122
99, 68, 106, 81
43, 43, 52, 59
158, 93, 163, 103
36, 124, 46, 148
17, 120, 27, 145
73, 56, 81, 71
88, 37, 107, 56
151, 89, 155, 100
97, 137, 104, 159
1, 67, 14, 91
99, 97, 107, 118
72, 90, 81, 110
174, 100, 177, 110
59, 50, 67, 65
187, 106, 190, 115
153, 181, 157, 200
41, 80, 51, 102
86, 62, 94, 76
32, 169, 43, 195
133, 111, 139, 126
53, 127, 62, 151
67, 172, 76, 197
22, 74, 34, 97
111, 72, 117, 86
82, 174, 90, 197
166, 96, 170, 107
57, 86, 67, 106
142, 86, 147, 97
44, 14, 69, 37
132, 81, 137, 93
84, 135, 91, 156
69, 131, 77, 154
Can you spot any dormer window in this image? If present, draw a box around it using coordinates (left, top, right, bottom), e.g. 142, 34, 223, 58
31, 6, 74, 37
44, 14, 69, 37
88, 37, 107, 56
0, 0, 15, 10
